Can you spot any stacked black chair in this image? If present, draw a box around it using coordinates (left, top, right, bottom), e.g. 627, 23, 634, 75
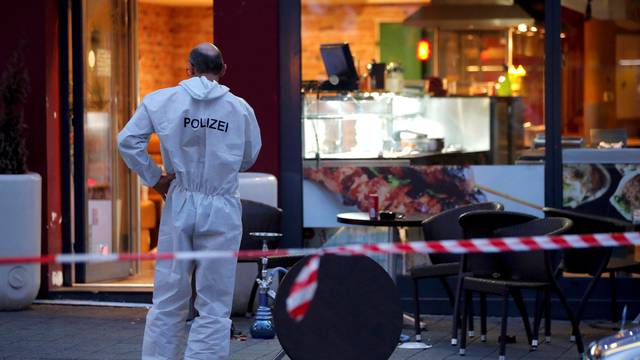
457, 213, 585, 360
543, 208, 640, 326
451, 210, 537, 345
409, 202, 504, 344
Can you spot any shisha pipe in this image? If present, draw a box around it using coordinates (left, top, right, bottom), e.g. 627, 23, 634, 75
249, 232, 284, 339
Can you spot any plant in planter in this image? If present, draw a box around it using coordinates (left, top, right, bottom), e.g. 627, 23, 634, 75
0, 45, 42, 310
0, 46, 29, 173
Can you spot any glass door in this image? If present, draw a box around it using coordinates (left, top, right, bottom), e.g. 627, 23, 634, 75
74, 0, 138, 283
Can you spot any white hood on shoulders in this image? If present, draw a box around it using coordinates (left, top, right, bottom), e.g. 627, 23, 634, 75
179, 76, 229, 100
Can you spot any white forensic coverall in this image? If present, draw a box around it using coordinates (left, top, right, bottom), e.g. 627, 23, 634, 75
118, 76, 261, 360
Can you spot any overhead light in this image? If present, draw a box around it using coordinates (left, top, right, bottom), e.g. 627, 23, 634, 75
560, 32, 566, 39
481, 65, 503, 72
88, 50, 96, 68
530, 26, 538, 32
517, 23, 528, 32
619, 59, 640, 66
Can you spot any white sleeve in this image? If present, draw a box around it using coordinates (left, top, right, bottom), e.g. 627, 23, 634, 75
117, 102, 163, 187
240, 103, 262, 172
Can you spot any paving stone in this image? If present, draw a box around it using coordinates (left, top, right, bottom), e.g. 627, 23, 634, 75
0, 305, 611, 359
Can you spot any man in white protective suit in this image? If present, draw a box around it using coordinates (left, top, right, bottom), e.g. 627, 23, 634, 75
117, 43, 261, 359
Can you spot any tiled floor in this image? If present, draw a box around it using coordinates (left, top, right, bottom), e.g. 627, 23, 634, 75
0, 304, 614, 359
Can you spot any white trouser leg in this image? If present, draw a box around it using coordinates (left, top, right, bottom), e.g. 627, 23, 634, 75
142, 192, 196, 360
185, 196, 242, 360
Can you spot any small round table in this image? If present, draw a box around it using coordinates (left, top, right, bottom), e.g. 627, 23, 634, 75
337, 212, 428, 274
337, 212, 433, 350
337, 212, 427, 227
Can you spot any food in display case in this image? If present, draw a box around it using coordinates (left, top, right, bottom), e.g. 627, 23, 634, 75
563, 164, 611, 208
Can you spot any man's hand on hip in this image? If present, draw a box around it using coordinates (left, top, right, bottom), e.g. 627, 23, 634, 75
153, 173, 176, 200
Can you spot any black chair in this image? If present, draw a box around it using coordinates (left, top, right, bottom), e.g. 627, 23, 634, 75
188, 200, 302, 322
451, 210, 537, 345
542, 208, 640, 325
457, 215, 585, 360
409, 202, 504, 344
239, 200, 303, 315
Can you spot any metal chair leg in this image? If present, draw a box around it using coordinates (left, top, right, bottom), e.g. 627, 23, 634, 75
460, 290, 471, 355
553, 281, 584, 355
544, 289, 551, 343
451, 273, 465, 346
575, 249, 610, 333
511, 288, 533, 345
468, 293, 475, 337
439, 276, 456, 307
480, 292, 487, 342
531, 289, 545, 350
499, 292, 509, 360
575, 273, 603, 333
610, 271, 619, 323
413, 278, 424, 340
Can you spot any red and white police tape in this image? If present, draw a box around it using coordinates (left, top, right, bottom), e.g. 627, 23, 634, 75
1, 232, 639, 321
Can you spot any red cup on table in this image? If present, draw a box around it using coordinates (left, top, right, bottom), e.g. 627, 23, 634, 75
368, 193, 379, 219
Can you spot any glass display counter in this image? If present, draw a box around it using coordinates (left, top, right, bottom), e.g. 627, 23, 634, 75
302, 93, 524, 164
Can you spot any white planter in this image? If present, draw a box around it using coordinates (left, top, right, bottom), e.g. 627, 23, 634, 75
0, 173, 41, 310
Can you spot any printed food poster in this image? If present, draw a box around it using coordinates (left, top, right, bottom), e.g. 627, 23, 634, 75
563, 164, 640, 221
303, 165, 493, 227
303, 163, 638, 228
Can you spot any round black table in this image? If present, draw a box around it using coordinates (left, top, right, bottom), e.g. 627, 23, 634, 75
336, 212, 429, 273
274, 255, 403, 360
337, 211, 432, 349
336, 212, 428, 275
337, 212, 427, 227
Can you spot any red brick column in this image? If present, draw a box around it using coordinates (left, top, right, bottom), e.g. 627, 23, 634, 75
214, 0, 280, 177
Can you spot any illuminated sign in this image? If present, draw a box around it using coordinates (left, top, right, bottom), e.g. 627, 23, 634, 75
416, 39, 431, 62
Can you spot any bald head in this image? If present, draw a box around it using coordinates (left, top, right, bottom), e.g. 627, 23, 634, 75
188, 43, 225, 78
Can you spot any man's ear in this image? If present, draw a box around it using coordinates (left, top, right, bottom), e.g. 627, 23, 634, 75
219, 64, 227, 78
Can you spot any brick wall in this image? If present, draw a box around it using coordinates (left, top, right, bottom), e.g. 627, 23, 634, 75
138, 3, 213, 97
302, 4, 419, 81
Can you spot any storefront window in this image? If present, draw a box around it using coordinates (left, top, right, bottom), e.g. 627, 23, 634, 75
559, 3, 640, 263
300, 0, 639, 271
79, 0, 136, 283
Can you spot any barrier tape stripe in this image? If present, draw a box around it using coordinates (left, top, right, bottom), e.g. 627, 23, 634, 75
2, 232, 640, 321
286, 255, 320, 321
287, 232, 639, 322
2, 232, 639, 265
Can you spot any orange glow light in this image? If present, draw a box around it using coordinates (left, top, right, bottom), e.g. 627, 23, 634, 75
417, 39, 431, 62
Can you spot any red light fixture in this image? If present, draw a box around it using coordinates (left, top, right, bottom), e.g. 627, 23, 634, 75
417, 39, 431, 62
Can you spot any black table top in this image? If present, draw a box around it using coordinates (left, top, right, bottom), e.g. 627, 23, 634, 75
337, 212, 428, 227
274, 255, 402, 360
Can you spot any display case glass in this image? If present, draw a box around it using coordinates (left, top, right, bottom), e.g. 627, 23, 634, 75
302, 93, 492, 160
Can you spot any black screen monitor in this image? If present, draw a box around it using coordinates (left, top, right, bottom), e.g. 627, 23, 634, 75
320, 43, 359, 91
